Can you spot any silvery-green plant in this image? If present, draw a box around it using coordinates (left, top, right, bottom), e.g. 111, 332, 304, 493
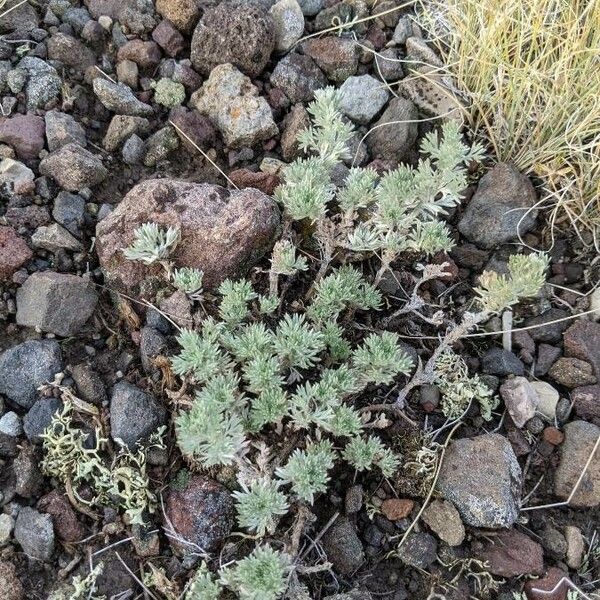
122, 222, 181, 265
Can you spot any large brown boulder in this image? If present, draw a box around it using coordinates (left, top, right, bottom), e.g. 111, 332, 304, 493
95, 179, 280, 296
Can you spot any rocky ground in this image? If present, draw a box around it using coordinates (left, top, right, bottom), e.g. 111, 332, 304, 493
1, 0, 600, 599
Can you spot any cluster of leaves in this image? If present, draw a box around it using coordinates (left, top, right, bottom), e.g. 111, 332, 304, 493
40, 401, 165, 525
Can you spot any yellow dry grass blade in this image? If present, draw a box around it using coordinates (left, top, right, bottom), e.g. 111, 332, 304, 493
418, 0, 600, 247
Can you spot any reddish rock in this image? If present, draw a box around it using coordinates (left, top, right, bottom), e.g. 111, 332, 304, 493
0, 561, 24, 600
169, 107, 216, 151
549, 356, 596, 388
524, 567, 569, 600
46, 33, 96, 71
564, 320, 600, 378
95, 179, 280, 296
381, 498, 414, 521
4, 205, 50, 229
479, 529, 544, 577
229, 168, 280, 195
280, 104, 309, 161
163, 475, 234, 555
0, 226, 32, 280
38, 490, 85, 542
572, 384, 600, 425
117, 40, 162, 69
152, 19, 185, 57
543, 426, 564, 445
303, 37, 359, 82
0, 115, 45, 160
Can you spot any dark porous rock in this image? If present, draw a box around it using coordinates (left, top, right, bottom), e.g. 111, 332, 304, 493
523, 567, 569, 600
564, 320, 600, 378
38, 490, 85, 542
14, 507, 55, 561
14, 445, 44, 497
270, 52, 327, 104
0, 340, 62, 409
45, 111, 87, 152
436, 433, 522, 528
23, 398, 63, 443
526, 308, 569, 344
0, 225, 32, 280
479, 528, 544, 577
482, 347, 525, 376
169, 107, 216, 152
396, 532, 438, 569
458, 163, 537, 248
324, 593, 372, 600
143, 125, 180, 167
39, 143, 108, 191
19, 56, 62, 110
156, 0, 200, 33
549, 357, 596, 388
46, 33, 95, 71
322, 517, 364, 574
96, 179, 280, 296
366, 96, 418, 162
345, 485, 363, 514
572, 385, 600, 425
0, 0, 38, 32
303, 37, 359, 83
555, 420, 600, 507
17, 272, 98, 337
52, 191, 86, 238
140, 326, 167, 373
164, 475, 235, 556
86, 0, 156, 34
191, 0, 275, 78
0, 114, 45, 160
110, 381, 166, 449
541, 525, 567, 560
70, 363, 107, 405
0, 561, 24, 600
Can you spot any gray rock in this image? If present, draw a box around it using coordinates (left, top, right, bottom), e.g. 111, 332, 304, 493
269, 0, 305, 54
103, 115, 151, 152
270, 52, 327, 104
322, 517, 364, 574
458, 163, 538, 248
93, 78, 153, 117
122, 134, 145, 165
324, 594, 372, 600
0, 514, 14, 547
110, 382, 166, 449
392, 16, 413, 45
14, 446, 43, 497
18, 57, 61, 110
47, 33, 95, 71
52, 191, 86, 237
31, 223, 83, 253
190, 0, 275, 78
45, 111, 86, 152
541, 525, 567, 560
14, 507, 55, 561
396, 532, 438, 569
555, 420, 600, 507
482, 347, 525, 376
0, 340, 63, 409
339, 74, 389, 124
23, 397, 63, 443
0, 0, 39, 32
297, 0, 323, 15
437, 433, 522, 528
375, 48, 404, 81
17, 272, 98, 337
0, 158, 34, 193
526, 308, 569, 344
0, 412, 22, 437
143, 126, 179, 167
140, 326, 167, 373
366, 96, 418, 161
345, 485, 363, 514
499, 376, 540, 428
40, 143, 107, 191
70, 364, 107, 405
192, 63, 278, 148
